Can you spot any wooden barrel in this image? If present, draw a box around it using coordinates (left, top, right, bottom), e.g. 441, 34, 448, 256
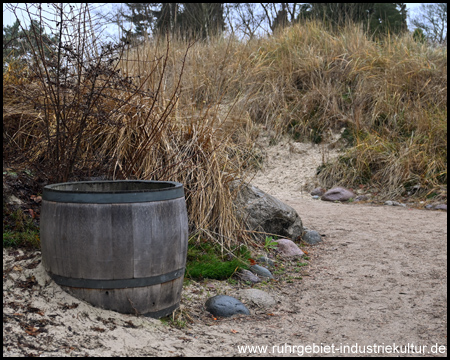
40, 180, 188, 318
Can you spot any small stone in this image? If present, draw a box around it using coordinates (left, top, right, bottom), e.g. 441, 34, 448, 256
274, 239, 304, 258
321, 187, 355, 202
205, 295, 250, 317
237, 289, 276, 308
249, 265, 274, 279
354, 195, 368, 202
384, 201, 406, 207
6, 195, 23, 205
32, 195, 42, 203
256, 256, 275, 267
434, 204, 447, 211
302, 230, 323, 245
237, 269, 261, 284
310, 187, 326, 196
312, 195, 320, 200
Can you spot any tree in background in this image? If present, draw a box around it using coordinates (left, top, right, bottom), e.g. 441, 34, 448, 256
297, 3, 407, 37
172, 3, 224, 40
227, 3, 266, 39
114, 3, 156, 44
297, 3, 375, 26
368, 3, 407, 37
260, 3, 300, 33
410, 3, 447, 46
3, 19, 58, 73
153, 3, 180, 37
412, 28, 426, 44
115, 3, 225, 41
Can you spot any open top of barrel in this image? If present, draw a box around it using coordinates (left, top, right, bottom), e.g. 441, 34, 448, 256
43, 180, 185, 203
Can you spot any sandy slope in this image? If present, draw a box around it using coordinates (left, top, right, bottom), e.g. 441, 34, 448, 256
3, 139, 447, 357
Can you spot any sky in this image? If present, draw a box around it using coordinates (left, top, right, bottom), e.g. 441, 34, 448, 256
3, 3, 120, 41
3, 3, 426, 40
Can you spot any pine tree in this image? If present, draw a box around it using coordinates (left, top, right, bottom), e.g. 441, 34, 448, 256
177, 3, 225, 40
117, 3, 225, 41
297, 3, 408, 36
3, 19, 57, 73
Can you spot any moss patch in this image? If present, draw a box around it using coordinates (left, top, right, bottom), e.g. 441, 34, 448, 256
185, 239, 251, 280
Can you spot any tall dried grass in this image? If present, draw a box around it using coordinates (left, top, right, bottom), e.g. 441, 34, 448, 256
3, 16, 447, 251
163, 20, 446, 200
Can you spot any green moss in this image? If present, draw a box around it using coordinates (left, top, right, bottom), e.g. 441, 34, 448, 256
3, 207, 40, 249
3, 229, 40, 248
185, 240, 251, 280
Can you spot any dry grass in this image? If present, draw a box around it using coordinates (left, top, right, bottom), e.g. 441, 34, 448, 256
157, 21, 446, 201
3, 19, 447, 250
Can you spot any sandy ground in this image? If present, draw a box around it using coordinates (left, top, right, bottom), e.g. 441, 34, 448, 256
3, 138, 447, 357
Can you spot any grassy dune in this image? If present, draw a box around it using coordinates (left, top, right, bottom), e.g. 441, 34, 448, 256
3, 20, 447, 249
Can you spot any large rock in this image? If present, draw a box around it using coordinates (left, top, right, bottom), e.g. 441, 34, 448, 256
230, 180, 303, 241
321, 187, 355, 202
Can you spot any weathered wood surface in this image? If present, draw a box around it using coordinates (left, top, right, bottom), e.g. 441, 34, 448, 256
41, 197, 188, 317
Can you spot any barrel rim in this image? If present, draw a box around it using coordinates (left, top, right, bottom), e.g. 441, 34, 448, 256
43, 180, 185, 203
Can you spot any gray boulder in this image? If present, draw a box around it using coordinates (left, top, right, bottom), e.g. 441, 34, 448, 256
230, 180, 303, 241
321, 187, 355, 202
205, 295, 250, 317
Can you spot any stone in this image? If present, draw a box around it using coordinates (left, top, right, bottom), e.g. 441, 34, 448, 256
6, 195, 23, 205
256, 256, 275, 267
312, 195, 320, 200
354, 195, 369, 202
302, 230, 323, 245
230, 180, 303, 241
310, 187, 326, 196
321, 187, 355, 202
237, 289, 276, 308
205, 295, 250, 318
236, 269, 261, 284
249, 265, 274, 279
384, 200, 406, 207
434, 204, 447, 211
274, 239, 304, 258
